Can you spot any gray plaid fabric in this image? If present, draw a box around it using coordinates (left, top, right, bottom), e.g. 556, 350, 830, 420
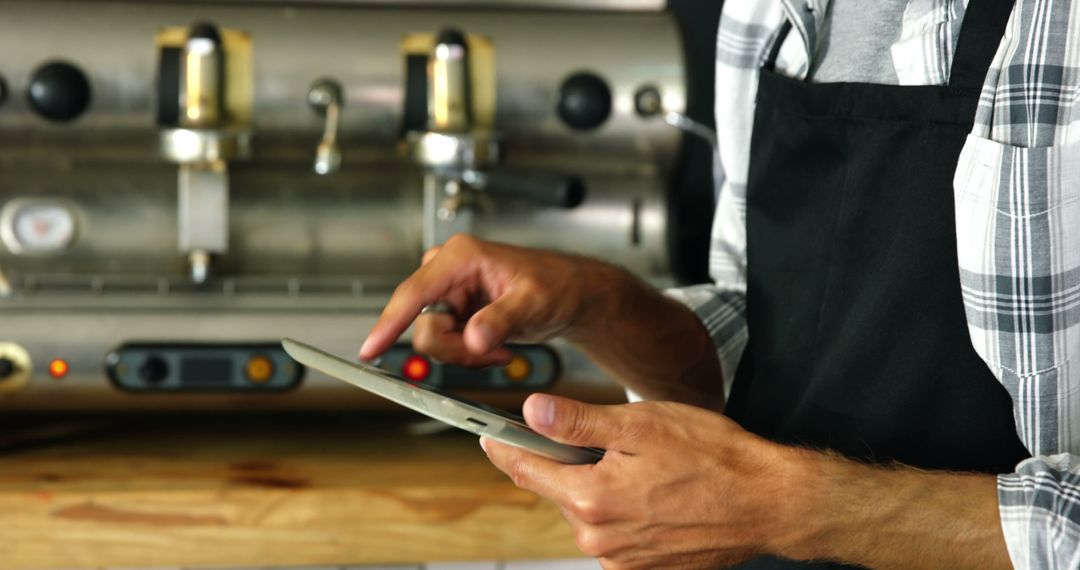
668, 1, 1080, 567
960, 2, 1080, 567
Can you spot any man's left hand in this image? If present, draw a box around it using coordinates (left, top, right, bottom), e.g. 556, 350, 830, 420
481, 394, 811, 569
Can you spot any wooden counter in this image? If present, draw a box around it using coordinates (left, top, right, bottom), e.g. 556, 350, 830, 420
0, 413, 580, 569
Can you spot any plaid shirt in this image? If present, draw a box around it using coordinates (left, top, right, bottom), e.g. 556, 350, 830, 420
666, 1, 1080, 567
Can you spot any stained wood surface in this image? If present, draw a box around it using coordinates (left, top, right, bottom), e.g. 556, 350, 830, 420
0, 413, 580, 569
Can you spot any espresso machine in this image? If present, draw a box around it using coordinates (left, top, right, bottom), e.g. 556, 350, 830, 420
0, 0, 707, 410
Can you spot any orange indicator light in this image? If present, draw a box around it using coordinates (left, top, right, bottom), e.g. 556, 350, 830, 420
503, 354, 531, 382
245, 355, 275, 384
48, 359, 69, 379
402, 355, 431, 382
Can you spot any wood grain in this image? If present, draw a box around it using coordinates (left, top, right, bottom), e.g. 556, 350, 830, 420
0, 414, 581, 569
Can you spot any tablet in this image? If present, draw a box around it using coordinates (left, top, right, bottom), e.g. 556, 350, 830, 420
281, 338, 604, 465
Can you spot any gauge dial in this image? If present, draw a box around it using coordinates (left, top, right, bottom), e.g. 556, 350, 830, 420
1, 201, 77, 254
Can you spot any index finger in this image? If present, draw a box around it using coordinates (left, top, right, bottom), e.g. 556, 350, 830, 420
481, 437, 587, 506
359, 247, 474, 360
421, 246, 442, 265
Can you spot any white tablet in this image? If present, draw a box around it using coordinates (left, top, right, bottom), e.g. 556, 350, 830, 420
281, 338, 604, 465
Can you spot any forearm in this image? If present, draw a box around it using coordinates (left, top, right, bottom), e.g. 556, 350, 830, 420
568, 261, 724, 409
774, 450, 1011, 569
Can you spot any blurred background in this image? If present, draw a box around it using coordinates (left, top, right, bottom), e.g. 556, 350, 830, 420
0, 0, 721, 567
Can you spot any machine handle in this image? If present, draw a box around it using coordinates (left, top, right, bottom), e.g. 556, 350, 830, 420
308, 78, 344, 175
469, 170, 586, 209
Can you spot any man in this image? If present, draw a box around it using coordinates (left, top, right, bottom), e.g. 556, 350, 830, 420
361, 1, 1079, 568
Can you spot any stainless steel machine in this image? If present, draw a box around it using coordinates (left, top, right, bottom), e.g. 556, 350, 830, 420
0, 0, 706, 410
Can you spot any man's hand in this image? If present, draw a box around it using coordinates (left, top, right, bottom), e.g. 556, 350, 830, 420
483, 394, 1014, 570
360, 234, 621, 367
361, 236, 725, 407
481, 394, 804, 569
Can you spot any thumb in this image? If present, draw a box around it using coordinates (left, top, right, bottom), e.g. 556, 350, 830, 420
523, 394, 632, 450
462, 286, 542, 354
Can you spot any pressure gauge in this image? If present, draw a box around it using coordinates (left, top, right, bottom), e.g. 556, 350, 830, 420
1, 199, 78, 255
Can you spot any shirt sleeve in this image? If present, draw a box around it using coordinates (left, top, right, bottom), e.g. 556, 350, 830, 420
998, 455, 1080, 570
663, 178, 748, 397
656, 3, 794, 399
954, 2, 1080, 567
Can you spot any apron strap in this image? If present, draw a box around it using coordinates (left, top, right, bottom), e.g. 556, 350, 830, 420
763, 19, 793, 72
948, 0, 1016, 90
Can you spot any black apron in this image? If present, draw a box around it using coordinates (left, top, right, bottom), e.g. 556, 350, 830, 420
726, 2, 1029, 568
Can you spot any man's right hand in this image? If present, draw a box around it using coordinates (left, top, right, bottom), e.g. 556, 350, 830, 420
359, 234, 623, 367
362, 234, 724, 408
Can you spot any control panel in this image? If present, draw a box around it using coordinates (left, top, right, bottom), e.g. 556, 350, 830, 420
106, 344, 304, 392
377, 343, 558, 390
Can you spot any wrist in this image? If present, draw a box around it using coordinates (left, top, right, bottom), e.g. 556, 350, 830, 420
764, 450, 1010, 568
566, 259, 637, 342
565, 257, 725, 407
763, 447, 868, 562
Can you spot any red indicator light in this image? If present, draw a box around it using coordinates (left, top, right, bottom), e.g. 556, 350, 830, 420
48, 359, 69, 379
402, 355, 431, 382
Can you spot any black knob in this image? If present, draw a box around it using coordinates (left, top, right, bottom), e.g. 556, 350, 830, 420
27, 61, 92, 122
557, 72, 612, 131
0, 357, 14, 379
138, 356, 169, 384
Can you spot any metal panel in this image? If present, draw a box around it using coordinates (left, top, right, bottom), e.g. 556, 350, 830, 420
0, 0, 684, 409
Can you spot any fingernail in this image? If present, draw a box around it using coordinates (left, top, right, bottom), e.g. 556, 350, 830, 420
479, 436, 489, 452
531, 396, 555, 429
359, 338, 372, 358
